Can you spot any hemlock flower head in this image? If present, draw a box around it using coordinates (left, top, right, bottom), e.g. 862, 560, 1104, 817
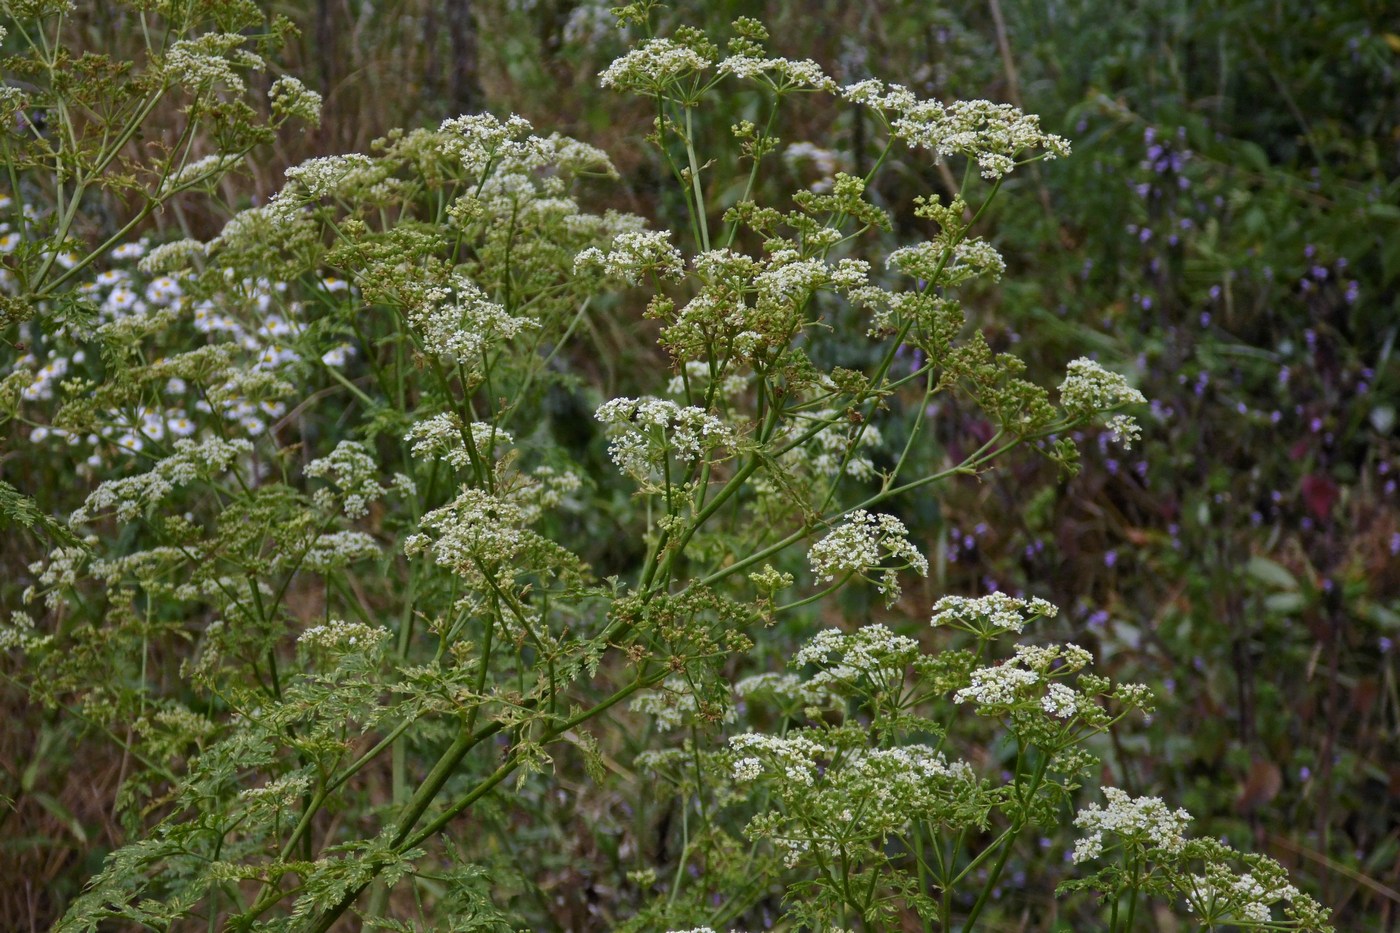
407, 272, 534, 364
405, 414, 512, 470
733, 672, 831, 708
284, 154, 375, 199
729, 731, 827, 787
930, 593, 1058, 634
269, 75, 322, 126
304, 440, 388, 519
70, 437, 253, 524
954, 663, 1040, 710
574, 230, 684, 284
302, 531, 380, 572
717, 54, 837, 92
1042, 682, 1080, 718
299, 618, 390, 652
807, 511, 927, 605
793, 624, 919, 697
1106, 412, 1143, 449
403, 488, 551, 583
886, 238, 1005, 286
1059, 357, 1146, 415
1071, 786, 1192, 863
595, 396, 735, 481
1059, 358, 1147, 449
598, 38, 713, 93
162, 33, 264, 94
437, 113, 546, 175
841, 79, 1070, 179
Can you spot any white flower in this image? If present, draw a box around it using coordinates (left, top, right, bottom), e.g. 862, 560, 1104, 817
598, 38, 712, 92
163, 33, 263, 94
71, 437, 253, 524
304, 440, 388, 519
269, 75, 322, 125
1059, 357, 1146, 416
405, 414, 513, 470
929, 593, 1058, 634
26, 546, 88, 609
302, 531, 380, 572
299, 618, 390, 651
734, 672, 830, 708
595, 396, 734, 481
954, 664, 1040, 709
793, 624, 919, 693
574, 230, 684, 284
437, 113, 546, 175
404, 488, 530, 576
807, 511, 927, 604
407, 273, 534, 363
1041, 683, 1080, 719
729, 732, 827, 787
284, 153, 374, 199
732, 757, 763, 782
1071, 786, 1192, 863
717, 55, 836, 92
886, 237, 1005, 285
320, 344, 355, 367
1106, 412, 1142, 449
843, 80, 1071, 179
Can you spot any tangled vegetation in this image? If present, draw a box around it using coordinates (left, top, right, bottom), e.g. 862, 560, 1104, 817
2, 0, 1394, 930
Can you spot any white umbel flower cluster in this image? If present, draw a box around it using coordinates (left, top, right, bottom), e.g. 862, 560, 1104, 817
1058, 357, 1147, 415
731, 727, 979, 869
1059, 358, 1148, 449
1184, 866, 1304, 925
598, 38, 713, 92
1071, 786, 1192, 863
404, 487, 529, 577
955, 642, 1099, 716
268, 76, 322, 125
24, 547, 89, 610
807, 511, 928, 605
301, 530, 380, 572
954, 664, 1041, 709
162, 33, 263, 94
733, 672, 831, 709
793, 624, 919, 696
574, 230, 685, 284
71, 437, 253, 524
730, 731, 827, 787
886, 237, 1005, 286
842, 79, 1071, 179
304, 440, 388, 519
407, 273, 534, 364
438, 113, 547, 175
716, 55, 836, 92
929, 593, 1059, 635
283, 154, 374, 199
595, 396, 735, 482
404, 414, 512, 471
298, 618, 391, 652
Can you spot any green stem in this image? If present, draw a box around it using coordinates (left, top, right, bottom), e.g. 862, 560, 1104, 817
682, 106, 710, 252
